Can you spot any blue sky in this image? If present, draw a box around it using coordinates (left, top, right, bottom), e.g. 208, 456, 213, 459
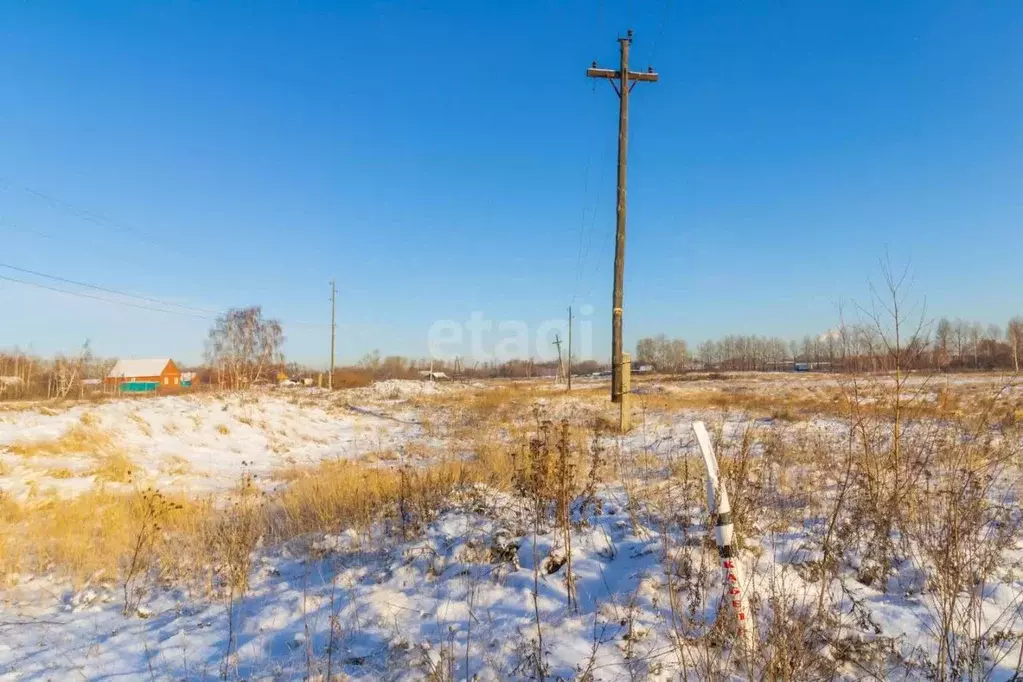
2, 1, 1022, 366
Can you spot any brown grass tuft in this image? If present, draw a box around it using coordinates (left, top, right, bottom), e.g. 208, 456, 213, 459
0, 488, 208, 586
160, 455, 191, 477
79, 412, 101, 427
91, 451, 135, 483
127, 412, 152, 436
8, 423, 121, 458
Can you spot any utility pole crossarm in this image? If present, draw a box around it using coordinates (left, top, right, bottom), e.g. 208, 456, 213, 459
586, 67, 617, 79
586, 67, 659, 83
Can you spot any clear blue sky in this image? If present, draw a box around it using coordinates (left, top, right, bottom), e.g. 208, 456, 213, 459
2, 1, 1022, 366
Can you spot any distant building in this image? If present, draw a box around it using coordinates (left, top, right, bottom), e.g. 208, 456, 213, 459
418, 370, 449, 381
105, 358, 182, 393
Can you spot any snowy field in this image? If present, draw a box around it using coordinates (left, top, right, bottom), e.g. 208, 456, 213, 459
1, 374, 1022, 680
0, 380, 468, 499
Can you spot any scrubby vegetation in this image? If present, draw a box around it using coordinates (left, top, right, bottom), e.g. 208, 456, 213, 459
1, 350, 1022, 678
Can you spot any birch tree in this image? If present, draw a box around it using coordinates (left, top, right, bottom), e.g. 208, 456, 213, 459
205, 307, 284, 389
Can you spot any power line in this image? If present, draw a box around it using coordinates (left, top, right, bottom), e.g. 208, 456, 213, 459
0, 273, 213, 319
0, 177, 181, 256
1, 181, 300, 304
570, 80, 600, 306
649, 0, 673, 67
0, 262, 219, 314
0, 264, 332, 329
1, 181, 334, 329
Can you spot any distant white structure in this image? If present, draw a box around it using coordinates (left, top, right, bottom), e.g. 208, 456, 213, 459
418, 370, 449, 381
107, 358, 178, 380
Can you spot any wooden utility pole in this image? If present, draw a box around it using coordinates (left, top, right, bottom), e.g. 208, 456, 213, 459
329, 279, 337, 390
567, 306, 573, 391
553, 334, 565, 385
587, 30, 658, 403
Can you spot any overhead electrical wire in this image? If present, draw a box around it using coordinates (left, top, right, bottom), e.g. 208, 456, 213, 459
0, 263, 332, 329
0, 179, 332, 329
575, 0, 670, 307
570, 80, 600, 307
0, 273, 213, 319
648, 0, 672, 67
0, 177, 181, 256
570, 0, 611, 307
0, 262, 219, 314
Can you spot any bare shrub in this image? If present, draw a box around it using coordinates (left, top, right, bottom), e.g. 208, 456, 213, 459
122, 488, 183, 616
909, 421, 1023, 679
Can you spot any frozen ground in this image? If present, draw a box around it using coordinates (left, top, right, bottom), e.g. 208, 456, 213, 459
4, 483, 1021, 680
0, 388, 439, 498
1, 376, 1022, 680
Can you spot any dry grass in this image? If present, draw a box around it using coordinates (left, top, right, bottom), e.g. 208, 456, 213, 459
127, 412, 152, 436
359, 449, 401, 463
5, 422, 137, 484
90, 451, 136, 483
0, 488, 208, 586
411, 383, 542, 432
79, 411, 101, 427
272, 455, 500, 540
215, 424, 230, 436
0, 437, 518, 590
7, 423, 121, 458
160, 455, 192, 477
267, 436, 290, 455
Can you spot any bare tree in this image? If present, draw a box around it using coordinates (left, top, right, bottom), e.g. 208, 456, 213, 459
952, 318, 968, 367
635, 335, 689, 373
204, 307, 284, 389
968, 322, 983, 369
935, 317, 952, 368
1009, 317, 1023, 373
54, 341, 92, 399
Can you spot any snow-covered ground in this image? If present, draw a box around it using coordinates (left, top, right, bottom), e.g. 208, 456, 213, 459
1, 377, 1021, 679
4, 483, 1021, 680
0, 389, 432, 498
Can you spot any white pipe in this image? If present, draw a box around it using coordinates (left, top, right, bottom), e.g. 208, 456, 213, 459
693, 421, 755, 652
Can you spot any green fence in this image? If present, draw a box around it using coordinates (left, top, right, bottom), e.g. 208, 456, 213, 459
119, 381, 159, 393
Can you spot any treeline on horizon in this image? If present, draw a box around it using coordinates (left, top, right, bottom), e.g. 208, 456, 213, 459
3, 314, 1020, 400
637, 315, 1023, 373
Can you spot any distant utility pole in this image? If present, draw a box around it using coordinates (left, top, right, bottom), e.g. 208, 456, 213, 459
587, 30, 658, 403
567, 306, 573, 391
553, 333, 565, 385
329, 279, 337, 390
